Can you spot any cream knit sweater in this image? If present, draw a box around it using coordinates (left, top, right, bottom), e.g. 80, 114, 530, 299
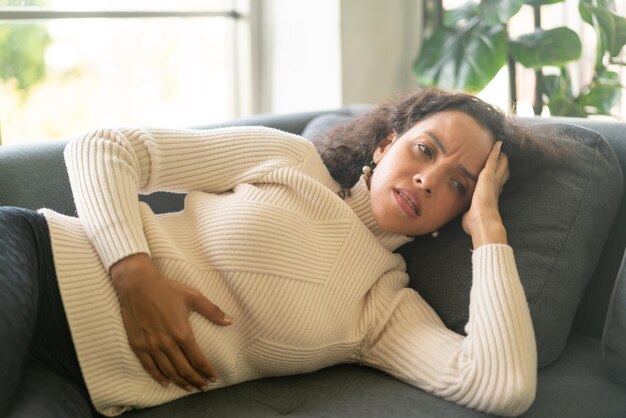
41, 126, 536, 417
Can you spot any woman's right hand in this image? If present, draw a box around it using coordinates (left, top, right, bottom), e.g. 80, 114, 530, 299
461, 141, 509, 248
110, 253, 232, 392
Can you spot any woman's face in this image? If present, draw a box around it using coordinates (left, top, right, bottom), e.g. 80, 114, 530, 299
369, 110, 495, 236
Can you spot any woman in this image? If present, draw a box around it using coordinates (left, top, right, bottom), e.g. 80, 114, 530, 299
1, 88, 540, 417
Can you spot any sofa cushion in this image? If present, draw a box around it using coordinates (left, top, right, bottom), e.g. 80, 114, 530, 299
602, 249, 626, 383
123, 334, 626, 418
302, 115, 623, 368
301, 113, 354, 157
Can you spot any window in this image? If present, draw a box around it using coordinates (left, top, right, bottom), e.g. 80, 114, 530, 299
0, 0, 253, 145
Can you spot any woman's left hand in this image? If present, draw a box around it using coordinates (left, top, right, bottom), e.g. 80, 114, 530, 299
462, 141, 510, 248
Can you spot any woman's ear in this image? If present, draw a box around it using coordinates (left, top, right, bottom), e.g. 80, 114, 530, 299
373, 131, 397, 164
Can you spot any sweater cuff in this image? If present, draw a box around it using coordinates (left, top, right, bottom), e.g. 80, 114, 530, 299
472, 243, 514, 263
38, 207, 150, 272
91, 219, 151, 271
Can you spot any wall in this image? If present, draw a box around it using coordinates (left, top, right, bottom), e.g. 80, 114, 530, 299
255, 0, 342, 114
255, 0, 423, 113
340, 0, 423, 105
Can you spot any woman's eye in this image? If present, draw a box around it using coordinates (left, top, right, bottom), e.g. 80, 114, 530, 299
418, 144, 433, 159
453, 180, 467, 195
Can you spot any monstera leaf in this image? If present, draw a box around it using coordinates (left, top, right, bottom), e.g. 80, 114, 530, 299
479, 0, 523, 25
579, 70, 623, 115
542, 71, 588, 117
443, 2, 478, 27
523, 0, 564, 5
542, 74, 562, 98
510, 27, 581, 68
547, 96, 588, 117
580, 0, 626, 59
413, 17, 506, 91
414, 0, 624, 117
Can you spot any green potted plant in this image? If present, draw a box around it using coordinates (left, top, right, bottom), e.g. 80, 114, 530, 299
413, 0, 626, 117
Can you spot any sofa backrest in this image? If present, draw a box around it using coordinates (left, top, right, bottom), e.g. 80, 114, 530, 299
1, 109, 624, 339
517, 117, 626, 338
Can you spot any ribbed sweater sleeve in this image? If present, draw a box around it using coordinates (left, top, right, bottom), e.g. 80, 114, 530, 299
360, 244, 537, 417
63, 126, 314, 270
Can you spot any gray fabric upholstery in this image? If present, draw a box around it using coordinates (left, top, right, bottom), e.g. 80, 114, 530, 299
526, 117, 626, 340
300, 113, 354, 156
122, 334, 626, 418
603, 250, 626, 383
528, 333, 626, 417
0, 142, 75, 216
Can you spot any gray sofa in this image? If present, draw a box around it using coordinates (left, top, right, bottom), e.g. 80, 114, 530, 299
1, 108, 625, 417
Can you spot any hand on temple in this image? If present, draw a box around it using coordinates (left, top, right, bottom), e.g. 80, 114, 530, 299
462, 141, 510, 248
110, 253, 232, 391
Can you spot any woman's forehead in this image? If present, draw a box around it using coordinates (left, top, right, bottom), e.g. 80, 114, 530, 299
405, 111, 495, 149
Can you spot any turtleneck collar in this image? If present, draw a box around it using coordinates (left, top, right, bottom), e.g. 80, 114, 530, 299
344, 175, 413, 251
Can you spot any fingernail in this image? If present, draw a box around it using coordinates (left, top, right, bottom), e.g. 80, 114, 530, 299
223, 315, 233, 324
160, 380, 169, 387
184, 385, 193, 392
210, 375, 217, 383
201, 384, 209, 392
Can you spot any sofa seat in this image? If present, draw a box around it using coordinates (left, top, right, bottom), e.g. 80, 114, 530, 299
117, 333, 624, 418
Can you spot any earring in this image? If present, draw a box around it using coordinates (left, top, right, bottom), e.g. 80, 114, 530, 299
362, 161, 376, 181
431, 230, 440, 238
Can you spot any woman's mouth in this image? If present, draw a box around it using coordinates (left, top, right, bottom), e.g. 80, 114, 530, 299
393, 188, 420, 217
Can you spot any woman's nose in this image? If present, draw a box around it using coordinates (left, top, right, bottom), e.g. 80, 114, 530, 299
414, 174, 432, 195
414, 169, 442, 195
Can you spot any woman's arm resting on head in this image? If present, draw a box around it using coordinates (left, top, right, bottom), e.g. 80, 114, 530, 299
462, 141, 509, 248
360, 141, 536, 416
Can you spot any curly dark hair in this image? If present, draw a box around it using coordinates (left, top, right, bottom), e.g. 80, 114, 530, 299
320, 88, 562, 198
